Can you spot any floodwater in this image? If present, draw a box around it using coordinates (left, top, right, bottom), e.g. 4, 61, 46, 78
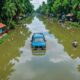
0, 16, 80, 80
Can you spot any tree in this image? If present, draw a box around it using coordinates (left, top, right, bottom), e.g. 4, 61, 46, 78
0, 0, 34, 28
47, 0, 55, 14
2, 0, 17, 27
37, 0, 80, 22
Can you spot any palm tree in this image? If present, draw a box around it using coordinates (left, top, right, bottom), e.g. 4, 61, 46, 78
0, 0, 33, 28
2, 0, 17, 28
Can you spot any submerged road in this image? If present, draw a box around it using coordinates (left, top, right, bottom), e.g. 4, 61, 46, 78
8, 16, 80, 80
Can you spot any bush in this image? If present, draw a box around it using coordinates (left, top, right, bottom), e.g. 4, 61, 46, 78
69, 22, 80, 28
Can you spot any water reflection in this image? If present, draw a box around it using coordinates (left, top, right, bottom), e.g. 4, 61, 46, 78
0, 17, 33, 80
9, 16, 80, 80
32, 50, 46, 56
0, 61, 15, 80
77, 65, 80, 72
40, 16, 80, 59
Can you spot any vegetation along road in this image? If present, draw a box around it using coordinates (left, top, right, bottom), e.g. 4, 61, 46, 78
0, 0, 80, 80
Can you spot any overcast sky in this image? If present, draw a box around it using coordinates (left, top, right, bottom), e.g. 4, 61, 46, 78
31, 0, 47, 10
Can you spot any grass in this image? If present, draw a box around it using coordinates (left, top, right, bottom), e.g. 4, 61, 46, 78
40, 16, 80, 59
0, 34, 9, 44
65, 21, 80, 28
0, 16, 32, 80
0, 15, 33, 44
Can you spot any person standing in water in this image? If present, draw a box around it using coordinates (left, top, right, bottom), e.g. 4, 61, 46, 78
72, 40, 78, 48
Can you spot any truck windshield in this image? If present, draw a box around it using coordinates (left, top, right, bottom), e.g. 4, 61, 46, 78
34, 38, 44, 42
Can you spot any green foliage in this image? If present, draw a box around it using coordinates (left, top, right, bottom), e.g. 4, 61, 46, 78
0, 35, 9, 44
40, 2, 48, 15
37, 2, 48, 15
47, 0, 55, 13
69, 22, 80, 27
2, 0, 17, 18
0, 0, 33, 29
37, 0, 80, 22
77, 11, 80, 19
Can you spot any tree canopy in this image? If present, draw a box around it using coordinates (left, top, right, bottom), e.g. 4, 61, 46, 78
37, 0, 80, 22
0, 0, 34, 28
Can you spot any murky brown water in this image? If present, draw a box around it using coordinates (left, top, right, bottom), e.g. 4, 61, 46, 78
0, 16, 80, 80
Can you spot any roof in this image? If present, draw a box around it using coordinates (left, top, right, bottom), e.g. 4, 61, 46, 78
33, 33, 44, 38
0, 23, 6, 28
66, 13, 74, 17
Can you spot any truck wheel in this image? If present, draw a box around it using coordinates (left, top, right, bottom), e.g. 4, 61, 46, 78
41, 47, 46, 50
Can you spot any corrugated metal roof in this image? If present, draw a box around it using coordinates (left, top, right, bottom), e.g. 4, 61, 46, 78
0, 23, 6, 28
66, 13, 74, 17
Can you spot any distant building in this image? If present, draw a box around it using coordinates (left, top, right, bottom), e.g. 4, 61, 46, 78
66, 13, 74, 21
0, 23, 6, 35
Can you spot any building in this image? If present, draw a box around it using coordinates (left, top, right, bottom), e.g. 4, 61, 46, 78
66, 13, 74, 21
0, 23, 6, 35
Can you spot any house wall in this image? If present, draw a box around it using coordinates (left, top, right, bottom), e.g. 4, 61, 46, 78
0, 29, 3, 34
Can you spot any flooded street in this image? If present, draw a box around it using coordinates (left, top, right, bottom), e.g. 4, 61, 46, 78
7, 16, 80, 80
0, 0, 80, 79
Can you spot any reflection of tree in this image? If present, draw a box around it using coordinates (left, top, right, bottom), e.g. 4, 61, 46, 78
0, 49, 20, 80
26, 15, 34, 24
0, 62, 15, 80
21, 15, 34, 25
0, 24, 30, 80
32, 49, 46, 56
39, 17, 80, 59
77, 65, 80, 72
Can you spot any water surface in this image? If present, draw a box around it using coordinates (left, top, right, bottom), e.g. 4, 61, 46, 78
9, 17, 80, 80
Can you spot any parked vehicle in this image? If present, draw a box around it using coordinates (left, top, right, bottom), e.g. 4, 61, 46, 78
31, 33, 46, 50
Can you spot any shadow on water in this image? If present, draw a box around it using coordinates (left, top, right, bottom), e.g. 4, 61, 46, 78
32, 49, 46, 56
8, 16, 80, 80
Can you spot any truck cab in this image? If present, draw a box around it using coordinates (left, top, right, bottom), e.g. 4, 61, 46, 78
31, 33, 46, 50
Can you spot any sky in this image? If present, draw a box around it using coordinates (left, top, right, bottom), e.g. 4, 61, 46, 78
30, 0, 47, 10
